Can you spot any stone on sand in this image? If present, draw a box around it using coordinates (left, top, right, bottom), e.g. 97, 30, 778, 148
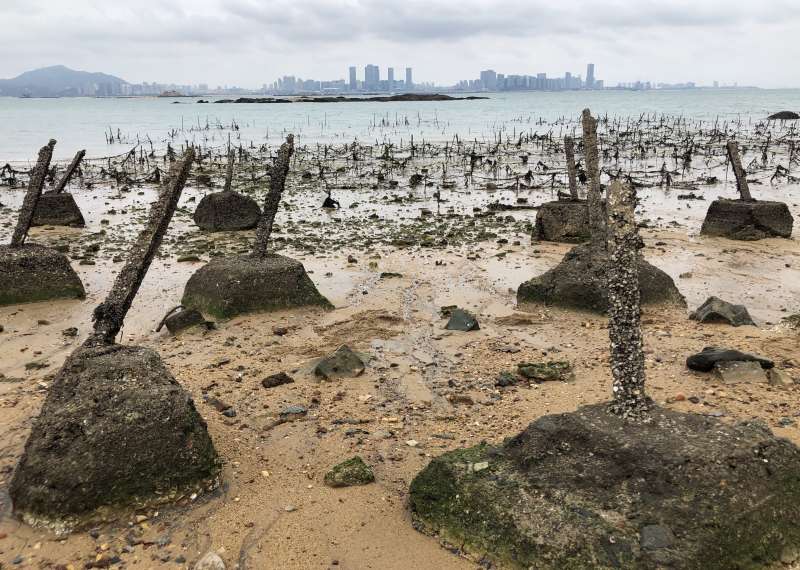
193, 191, 261, 232
689, 296, 755, 326
445, 308, 480, 331
410, 404, 800, 569
181, 254, 332, 319
10, 344, 220, 531
516, 243, 685, 313
31, 193, 85, 227
700, 199, 793, 240
324, 456, 375, 488
315, 345, 366, 380
533, 199, 591, 243
686, 346, 774, 373
0, 243, 85, 307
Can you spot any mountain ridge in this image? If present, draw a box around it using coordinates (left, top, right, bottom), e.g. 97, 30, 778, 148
0, 65, 128, 97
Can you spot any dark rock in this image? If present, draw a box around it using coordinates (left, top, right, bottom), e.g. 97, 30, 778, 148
533, 199, 591, 243
31, 193, 85, 227
322, 195, 340, 209
323, 456, 375, 488
495, 372, 517, 387
10, 344, 220, 531
261, 372, 294, 389
639, 525, 675, 550
701, 199, 793, 240
315, 345, 366, 380
517, 243, 685, 313
279, 405, 307, 421
193, 191, 261, 232
182, 254, 332, 319
0, 244, 85, 307
686, 346, 774, 372
409, 403, 800, 569
517, 361, 573, 382
768, 111, 800, 120
445, 308, 480, 331
689, 296, 755, 326
62, 327, 78, 337
163, 307, 211, 334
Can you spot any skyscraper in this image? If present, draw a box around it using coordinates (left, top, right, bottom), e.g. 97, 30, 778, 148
365, 64, 380, 91
479, 69, 497, 90
388, 67, 394, 91
586, 63, 595, 89
405, 67, 413, 90
349, 66, 357, 91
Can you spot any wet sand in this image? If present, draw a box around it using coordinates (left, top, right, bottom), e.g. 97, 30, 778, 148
1, 140, 800, 568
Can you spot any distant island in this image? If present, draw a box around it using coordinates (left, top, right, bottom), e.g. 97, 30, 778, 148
215, 94, 489, 104
0, 65, 127, 97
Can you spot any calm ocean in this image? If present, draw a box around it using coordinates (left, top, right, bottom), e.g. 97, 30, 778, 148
1, 89, 799, 162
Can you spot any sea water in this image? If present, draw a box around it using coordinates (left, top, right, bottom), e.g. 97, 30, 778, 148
1, 88, 800, 162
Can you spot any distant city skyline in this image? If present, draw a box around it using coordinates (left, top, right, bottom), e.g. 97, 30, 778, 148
0, 62, 754, 98
2, 1, 800, 90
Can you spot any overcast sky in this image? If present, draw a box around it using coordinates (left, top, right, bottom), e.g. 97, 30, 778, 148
3, 0, 800, 88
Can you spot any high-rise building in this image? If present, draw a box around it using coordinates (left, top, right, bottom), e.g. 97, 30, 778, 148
349, 66, 357, 91
479, 69, 497, 90
365, 64, 380, 90
586, 63, 595, 89
387, 67, 394, 91
405, 67, 413, 90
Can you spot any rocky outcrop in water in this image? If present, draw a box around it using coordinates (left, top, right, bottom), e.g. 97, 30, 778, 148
768, 111, 800, 120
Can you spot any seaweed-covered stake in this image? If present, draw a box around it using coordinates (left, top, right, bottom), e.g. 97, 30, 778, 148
412, 181, 800, 569
700, 141, 793, 240
581, 109, 605, 256
223, 149, 235, 192
726, 140, 752, 200
52, 149, 86, 194
33, 147, 87, 227
10, 147, 219, 532
532, 134, 589, 243
564, 136, 578, 200
0, 139, 84, 306
182, 134, 331, 318
522, 110, 684, 312
89, 148, 195, 345
10, 139, 55, 246
253, 135, 294, 257
605, 180, 649, 418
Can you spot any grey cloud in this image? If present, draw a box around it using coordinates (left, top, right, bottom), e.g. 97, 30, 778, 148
0, 0, 798, 87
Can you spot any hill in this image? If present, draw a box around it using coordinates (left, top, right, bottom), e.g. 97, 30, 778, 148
0, 65, 128, 97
